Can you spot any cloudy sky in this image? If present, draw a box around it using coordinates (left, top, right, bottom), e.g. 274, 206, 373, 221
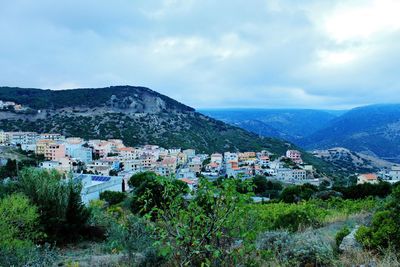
1, 0, 399, 109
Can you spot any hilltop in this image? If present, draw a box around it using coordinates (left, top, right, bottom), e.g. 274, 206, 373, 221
0, 86, 297, 155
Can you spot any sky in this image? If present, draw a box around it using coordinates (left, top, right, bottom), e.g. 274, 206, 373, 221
1, 0, 400, 109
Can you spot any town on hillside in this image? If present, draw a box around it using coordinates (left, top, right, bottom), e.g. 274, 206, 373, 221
1, 130, 398, 204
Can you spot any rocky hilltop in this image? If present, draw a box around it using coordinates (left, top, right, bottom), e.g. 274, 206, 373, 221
0, 86, 296, 155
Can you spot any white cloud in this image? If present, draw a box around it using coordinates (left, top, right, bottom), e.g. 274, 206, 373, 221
320, 0, 400, 43
0, 0, 400, 109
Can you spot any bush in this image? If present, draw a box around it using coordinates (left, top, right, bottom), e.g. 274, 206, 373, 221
0, 194, 58, 266
335, 226, 351, 248
17, 168, 89, 243
355, 186, 400, 251
129, 174, 188, 216
100, 190, 126, 205
272, 209, 320, 232
280, 184, 318, 203
0, 193, 42, 247
257, 230, 335, 266
334, 182, 392, 200
313, 190, 343, 201
0, 243, 58, 267
106, 214, 162, 265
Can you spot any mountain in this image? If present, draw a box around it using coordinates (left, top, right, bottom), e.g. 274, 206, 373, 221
311, 147, 394, 176
301, 104, 400, 162
200, 109, 338, 142
0, 86, 300, 156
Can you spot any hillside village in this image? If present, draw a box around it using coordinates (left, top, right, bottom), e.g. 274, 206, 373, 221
0, 130, 324, 203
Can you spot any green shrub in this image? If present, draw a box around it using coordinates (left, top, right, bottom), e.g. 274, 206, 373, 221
280, 183, 318, 203
17, 168, 89, 243
334, 182, 392, 200
129, 173, 188, 216
355, 186, 400, 252
106, 214, 163, 265
273, 209, 320, 232
99, 190, 126, 205
257, 230, 335, 266
335, 226, 351, 248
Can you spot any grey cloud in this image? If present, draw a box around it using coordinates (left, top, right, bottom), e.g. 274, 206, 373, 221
0, 0, 399, 109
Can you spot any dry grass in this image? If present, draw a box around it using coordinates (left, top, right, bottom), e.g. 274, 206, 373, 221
338, 249, 400, 267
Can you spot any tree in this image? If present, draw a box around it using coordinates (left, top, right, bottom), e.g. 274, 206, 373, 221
129, 173, 188, 216
280, 184, 318, 203
153, 178, 252, 266
17, 168, 89, 243
63, 182, 90, 242
253, 175, 268, 194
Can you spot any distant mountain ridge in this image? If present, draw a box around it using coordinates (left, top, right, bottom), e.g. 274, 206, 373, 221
301, 104, 400, 162
200, 109, 338, 142
202, 105, 400, 164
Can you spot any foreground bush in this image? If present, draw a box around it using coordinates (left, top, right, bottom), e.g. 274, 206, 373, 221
0, 194, 58, 266
18, 168, 90, 243
356, 186, 400, 251
152, 178, 252, 266
257, 230, 335, 266
106, 214, 163, 266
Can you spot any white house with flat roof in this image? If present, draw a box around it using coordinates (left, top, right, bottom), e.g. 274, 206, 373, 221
74, 174, 123, 205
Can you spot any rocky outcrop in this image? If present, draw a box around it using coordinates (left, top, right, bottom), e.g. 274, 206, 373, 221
339, 226, 362, 253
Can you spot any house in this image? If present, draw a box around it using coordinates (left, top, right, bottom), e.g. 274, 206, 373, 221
224, 152, 238, 162
40, 133, 65, 141
176, 168, 196, 179
65, 138, 92, 163
276, 168, 307, 181
179, 178, 197, 191
117, 147, 137, 160
183, 149, 196, 158
1, 131, 38, 145
388, 166, 400, 181
357, 173, 379, 185
238, 152, 256, 161
74, 174, 123, 205
160, 156, 177, 175
36, 139, 56, 155
286, 150, 303, 164
123, 159, 146, 172
188, 157, 202, 174
45, 144, 66, 161
211, 153, 223, 164
39, 157, 72, 173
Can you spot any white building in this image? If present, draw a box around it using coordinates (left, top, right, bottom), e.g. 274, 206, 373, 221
75, 174, 123, 205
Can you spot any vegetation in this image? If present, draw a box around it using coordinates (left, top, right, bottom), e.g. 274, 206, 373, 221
99, 190, 127, 206
356, 186, 400, 251
2, 167, 400, 266
17, 168, 90, 243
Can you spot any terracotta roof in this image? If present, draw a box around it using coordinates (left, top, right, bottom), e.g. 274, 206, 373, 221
180, 178, 196, 184
360, 173, 378, 180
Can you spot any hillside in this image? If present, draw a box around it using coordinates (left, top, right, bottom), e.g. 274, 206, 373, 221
301, 104, 400, 162
312, 147, 394, 176
0, 86, 300, 156
200, 109, 338, 142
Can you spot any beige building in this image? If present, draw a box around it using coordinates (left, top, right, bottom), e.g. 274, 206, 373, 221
36, 139, 56, 155
357, 173, 379, 184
